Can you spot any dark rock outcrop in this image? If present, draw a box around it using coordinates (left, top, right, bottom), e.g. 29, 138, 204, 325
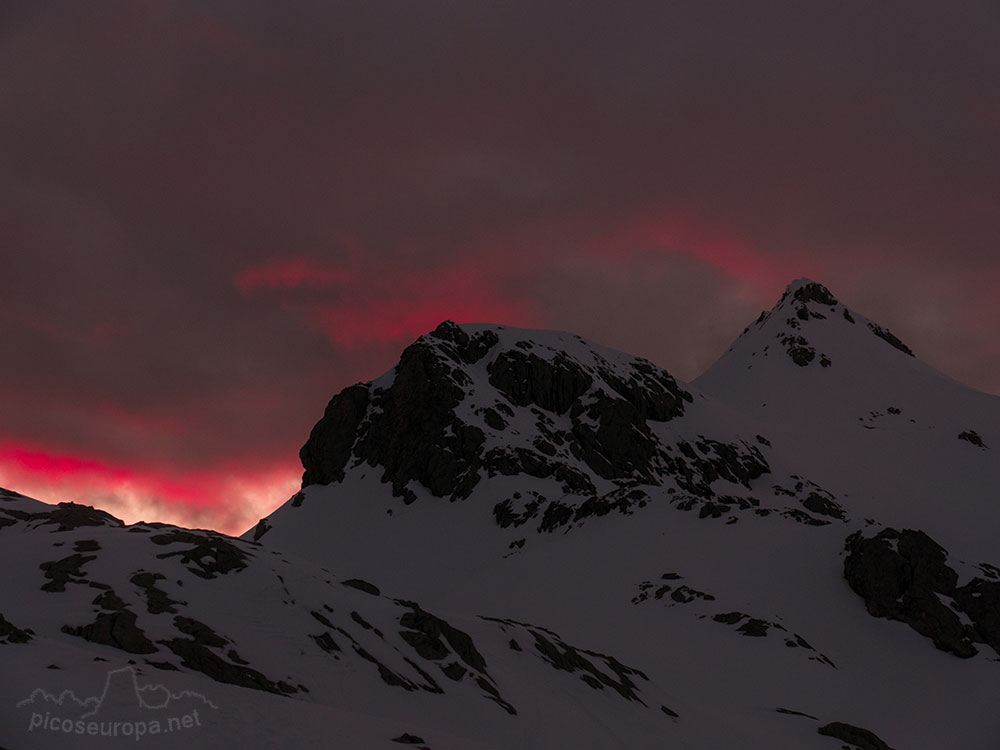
62, 610, 157, 654
40, 503, 124, 532
488, 350, 593, 415
150, 530, 249, 578
958, 430, 987, 448
801, 492, 845, 520
527, 628, 648, 703
792, 282, 838, 307
0, 612, 33, 643
299, 321, 693, 509
818, 721, 895, 750
0, 501, 123, 532
161, 636, 294, 695
342, 333, 485, 502
40, 553, 97, 592
866, 322, 914, 356
391, 734, 426, 745
399, 606, 488, 673
952, 578, 1000, 655
131, 571, 181, 614
844, 528, 1000, 658
300, 384, 370, 487
342, 578, 381, 596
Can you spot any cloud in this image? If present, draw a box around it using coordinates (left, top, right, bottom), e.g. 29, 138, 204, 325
235, 257, 356, 291
0, 1, 998, 531
0, 442, 298, 536
309, 264, 541, 348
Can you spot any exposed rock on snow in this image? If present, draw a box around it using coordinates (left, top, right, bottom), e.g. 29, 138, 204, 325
844, 528, 1000, 658
817, 721, 896, 750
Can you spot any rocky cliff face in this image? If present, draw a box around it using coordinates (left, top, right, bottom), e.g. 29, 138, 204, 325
844, 527, 1000, 658
297, 320, 788, 534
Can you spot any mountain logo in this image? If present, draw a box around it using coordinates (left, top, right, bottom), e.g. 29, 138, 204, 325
15, 666, 217, 741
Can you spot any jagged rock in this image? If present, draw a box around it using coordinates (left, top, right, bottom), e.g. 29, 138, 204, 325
39, 553, 97, 592
573, 488, 648, 524
665, 439, 770, 502
342, 578, 381, 596
161, 636, 294, 695
92, 589, 128, 611
251, 517, 271, 542
391, 733, 426, 745
310, 610, 335, 628
952, 578, 1000, 654
488, 350, 593, 414
150, 530, 249, 578
537, 500, 574, 533
399, 606, 488, 672
400, 630, 449, 660
818, 721, 895, 750
62, 610, 157, 654
353, 644, 442, 695
485, 446, 595, 495
430, 320, 499, 364
131, 571, 181, 614
350, 610, 378, 633
958, 430, 987, 448
527, 628, 648, 703
592, 359, 690, 422
738, 618, 771, 637
173, 615, 228, 647
843, 529, 978, 657
40, 503, 124, 532
481, 406, 507, 430
801, 492, 846, 520
779, 334, 816, 366
569, 393, 660, 481
792, 282, 838, 306
299, 322, 696, 508
311, 631, 341, 653
493, 497, 541, 528
669, 585, 715, 604
866, 322, 914, 356
352, 337, 485, 502
300, 383, 370, 487
0, 612, 32, 643
776, 707, 819, 720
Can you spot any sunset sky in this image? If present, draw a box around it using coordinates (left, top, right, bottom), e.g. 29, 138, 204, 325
2, 2, 998, 535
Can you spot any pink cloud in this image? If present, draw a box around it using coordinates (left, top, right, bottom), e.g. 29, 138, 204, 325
0, 443, 297, 536
585, 213, 822, 291
311, 264, 540, 348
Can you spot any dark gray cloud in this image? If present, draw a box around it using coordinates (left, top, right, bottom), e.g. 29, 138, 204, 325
1, 1, 998, 530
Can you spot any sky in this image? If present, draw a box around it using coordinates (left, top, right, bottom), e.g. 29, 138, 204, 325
1, 1, 998, 535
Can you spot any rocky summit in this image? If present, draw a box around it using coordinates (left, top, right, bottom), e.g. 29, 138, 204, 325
2, 279, 999, 749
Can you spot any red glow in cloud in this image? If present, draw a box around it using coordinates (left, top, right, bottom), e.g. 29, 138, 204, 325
587, 214, 820, 290
312, 265, 540, 348
0, 443, 298, 536
236, 257, 356, 291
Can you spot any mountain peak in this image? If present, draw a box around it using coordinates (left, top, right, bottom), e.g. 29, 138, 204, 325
299, 321, 694, 504
693, 278, 984, 437
721, 279, 915, 374
782, 278, 839, 307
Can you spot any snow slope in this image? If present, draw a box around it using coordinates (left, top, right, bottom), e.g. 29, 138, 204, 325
3, 279, 998, 749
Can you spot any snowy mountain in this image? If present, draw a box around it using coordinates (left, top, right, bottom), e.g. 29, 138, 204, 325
2, 279, 998, 749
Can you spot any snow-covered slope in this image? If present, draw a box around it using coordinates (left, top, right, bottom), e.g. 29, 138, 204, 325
695, 279, 1000, 560
3, 279, 999, 749
0, 488, 684, 749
